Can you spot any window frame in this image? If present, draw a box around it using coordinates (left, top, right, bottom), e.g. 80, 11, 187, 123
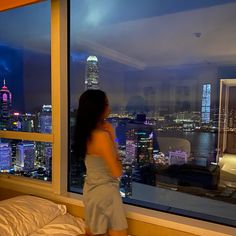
0, 0, 68, 194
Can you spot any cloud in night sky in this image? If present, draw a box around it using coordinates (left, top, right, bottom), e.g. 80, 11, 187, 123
0, 45, 25, 112
70, 52, 88, 63
0, 60, 10, 73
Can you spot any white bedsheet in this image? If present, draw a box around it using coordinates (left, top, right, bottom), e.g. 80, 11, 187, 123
29, 213, 86, 236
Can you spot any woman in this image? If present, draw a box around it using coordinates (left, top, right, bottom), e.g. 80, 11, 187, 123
73, 90, 128, 236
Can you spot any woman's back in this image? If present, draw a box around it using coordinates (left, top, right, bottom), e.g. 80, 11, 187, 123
85, 154, 118, 186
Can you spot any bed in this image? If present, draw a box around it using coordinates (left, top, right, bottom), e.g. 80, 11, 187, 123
0, 195, 86, 236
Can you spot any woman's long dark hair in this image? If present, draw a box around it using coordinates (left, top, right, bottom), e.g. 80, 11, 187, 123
72, 89, 108, 162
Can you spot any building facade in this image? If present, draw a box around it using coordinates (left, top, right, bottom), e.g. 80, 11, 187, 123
85, 55, 99, 90
0, 79, 12, 130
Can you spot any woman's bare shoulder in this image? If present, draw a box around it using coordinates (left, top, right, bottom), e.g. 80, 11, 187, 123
92, 129, 110, 140
87, 130, 109, 156
88, 129, 113, 155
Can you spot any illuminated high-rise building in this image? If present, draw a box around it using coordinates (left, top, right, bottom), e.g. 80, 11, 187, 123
10, 112, 36, 132
0, 142, 12, 171
136, 128, 154, 165
21, 113, 36, 132
85, 55, 99, 90
121, 163, 133, 198
44, 143, 52, 177
201, 84, 211, 124
122, 124, 137, 198
0, 79, 12, 130
38, 105, 52, 133
126, 115, 155, 165
125, 129, 138, 163
16, 142, 35, 171
10, 112, 21, 131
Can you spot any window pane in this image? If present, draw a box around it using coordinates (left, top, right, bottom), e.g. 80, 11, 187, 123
69, 0, 236, 226
0, 1, 51, 133
0, 138, 52, 181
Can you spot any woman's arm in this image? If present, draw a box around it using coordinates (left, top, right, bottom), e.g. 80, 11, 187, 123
101, 121, 116, 143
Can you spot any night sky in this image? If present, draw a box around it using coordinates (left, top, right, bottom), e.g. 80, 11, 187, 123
1, 0, 236, 113
0, 45, 24, 111
0, 45, 51, 113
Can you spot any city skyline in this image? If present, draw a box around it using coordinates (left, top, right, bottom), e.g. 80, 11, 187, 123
0, 1, 235, 196
0, 40, 234, 118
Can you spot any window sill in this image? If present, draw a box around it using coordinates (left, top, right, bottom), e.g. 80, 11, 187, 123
0, 176, 235, 236
61, 192, 236, 236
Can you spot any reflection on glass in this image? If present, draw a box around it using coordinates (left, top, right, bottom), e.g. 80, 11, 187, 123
201, 84, 211, 124
69, 0, 236, 226
0, 139, 52, 181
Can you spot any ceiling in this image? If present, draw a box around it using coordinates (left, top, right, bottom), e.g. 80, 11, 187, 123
0, 1, 236, 69
72, 2, 236, 69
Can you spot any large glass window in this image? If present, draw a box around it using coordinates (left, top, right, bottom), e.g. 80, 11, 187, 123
0, 1, 51, 133
0, 1, 52, 180
69, 0, 236, 226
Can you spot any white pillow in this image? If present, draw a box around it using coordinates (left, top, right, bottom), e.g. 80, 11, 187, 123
0, 195, 66, 236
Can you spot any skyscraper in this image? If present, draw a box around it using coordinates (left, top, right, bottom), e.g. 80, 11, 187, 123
126, 114, 155, 165
0, 79, 12, 130
38, 105, 52, 133
201, 84, 211, 124
44, 143, 52, 177
125, 117, 156, 187
16, 142, 35, 171
0, 142, 12, 171
85, 55, 99, 90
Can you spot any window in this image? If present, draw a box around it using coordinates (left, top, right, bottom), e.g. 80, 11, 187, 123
0, 1, 52, 181
67, 0, 236, 227
0, 1, 51, 133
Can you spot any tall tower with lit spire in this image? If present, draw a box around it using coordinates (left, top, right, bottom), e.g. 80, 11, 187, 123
85, 55, 99, 90
0, 79, 12, 130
